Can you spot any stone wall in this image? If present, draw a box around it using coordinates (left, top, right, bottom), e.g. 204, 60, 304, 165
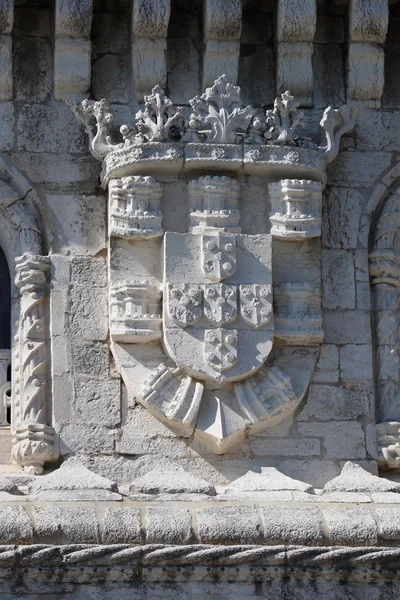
0, 0, 396, 485
0, 0, 399, 597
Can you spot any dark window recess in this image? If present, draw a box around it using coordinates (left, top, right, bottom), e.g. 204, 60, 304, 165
0, 247, 10, 350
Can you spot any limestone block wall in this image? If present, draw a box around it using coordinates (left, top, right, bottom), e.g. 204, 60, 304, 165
0, 0, 398, 488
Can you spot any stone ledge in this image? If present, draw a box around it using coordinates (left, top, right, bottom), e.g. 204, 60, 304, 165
0, 500, 398, 547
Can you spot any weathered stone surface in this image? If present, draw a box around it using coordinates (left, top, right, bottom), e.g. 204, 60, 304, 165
0, 506, 32, 543
322, 250, 355, 309
197, 506, 260, 544
261, 506, 323, 545
0, 5, 398, 596
298, 383, 373, 422
224, 467, 313, 494
323, 462, 400, 494
146, 507, 192, 544
102, 508, 142, 543
32, 506, 99, 543
324, 507, 378, 545
297, 422, 366, 459
28, 458, 121, 501
129, 467, 216, 496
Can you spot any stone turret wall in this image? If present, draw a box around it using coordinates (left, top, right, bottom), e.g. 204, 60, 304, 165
0, 0, 397, 489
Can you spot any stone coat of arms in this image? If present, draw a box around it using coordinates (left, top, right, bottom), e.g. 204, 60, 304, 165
75, 75, 355, 452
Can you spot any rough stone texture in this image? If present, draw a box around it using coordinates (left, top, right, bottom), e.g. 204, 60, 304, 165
224, 467, 313, 494
323, 461, 400, 494
261, 506, 323, 545
324, 507, 378, 545
197, 506, 261, 544
0, 1, 397, 595
102, 508, 142, 543
129, 467, 216, 496
146, 506, 192, 544
32, 506, 99, 543
377, 508, 400, 540
297, 422, 366, 459
29, 458, 121, 501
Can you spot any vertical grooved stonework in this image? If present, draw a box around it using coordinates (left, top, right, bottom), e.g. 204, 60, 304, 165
0, 0, 13, 100
203, 0, 242, 89
348, 0, 389, 107
132, 0, 171, 102
276, 0, 316, 107
54, 0, 93, 101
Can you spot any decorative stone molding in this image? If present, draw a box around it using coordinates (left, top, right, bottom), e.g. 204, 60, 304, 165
276, 0, 317, 107
0, 157, 57, 472
274, 283, 323, 345
188, 176, 240, 233
319, 104, 358, 164
347, 0, 389, 108
185, 75, 255, 144
269, 179, 322, 240
109, 176, 163, 239
110, 280, 162, 343
370, 192, 400, 468
12, 255, 57, 474
54, 0, 92, 101
131, 0, 171, 102
1, 543, 400, 584
203, 0, 242, 89
0, 0, 13, 101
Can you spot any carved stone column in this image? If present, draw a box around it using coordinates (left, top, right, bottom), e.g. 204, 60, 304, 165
12, 254, 57, 474
370, 193, 400, 468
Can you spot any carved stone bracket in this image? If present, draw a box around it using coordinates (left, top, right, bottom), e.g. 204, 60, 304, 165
12, 254, 57, 474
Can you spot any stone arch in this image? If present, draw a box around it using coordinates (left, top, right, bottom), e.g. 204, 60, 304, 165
359, 162, 400, 250
0, 155, 57, 474
368, 169, 400, 468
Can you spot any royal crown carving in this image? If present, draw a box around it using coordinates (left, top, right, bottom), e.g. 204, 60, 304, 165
74, 75, 355, 452
73, 75, 356, 186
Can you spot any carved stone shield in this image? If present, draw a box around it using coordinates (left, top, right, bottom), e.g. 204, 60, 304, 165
239, 284, 273, 328
167, 283, 202, 326
201, 232, 236, 281
204, 328, 237, 372
163, 232, 274, 384
204, 284, 237, 324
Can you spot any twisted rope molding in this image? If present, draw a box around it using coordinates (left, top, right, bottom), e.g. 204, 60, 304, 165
2, 544, 400, 568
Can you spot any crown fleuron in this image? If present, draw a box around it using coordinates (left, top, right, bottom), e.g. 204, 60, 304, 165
72, 74, 356, 187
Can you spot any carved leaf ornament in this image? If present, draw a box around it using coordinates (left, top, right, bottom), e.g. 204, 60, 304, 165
72, 74, 355, 164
